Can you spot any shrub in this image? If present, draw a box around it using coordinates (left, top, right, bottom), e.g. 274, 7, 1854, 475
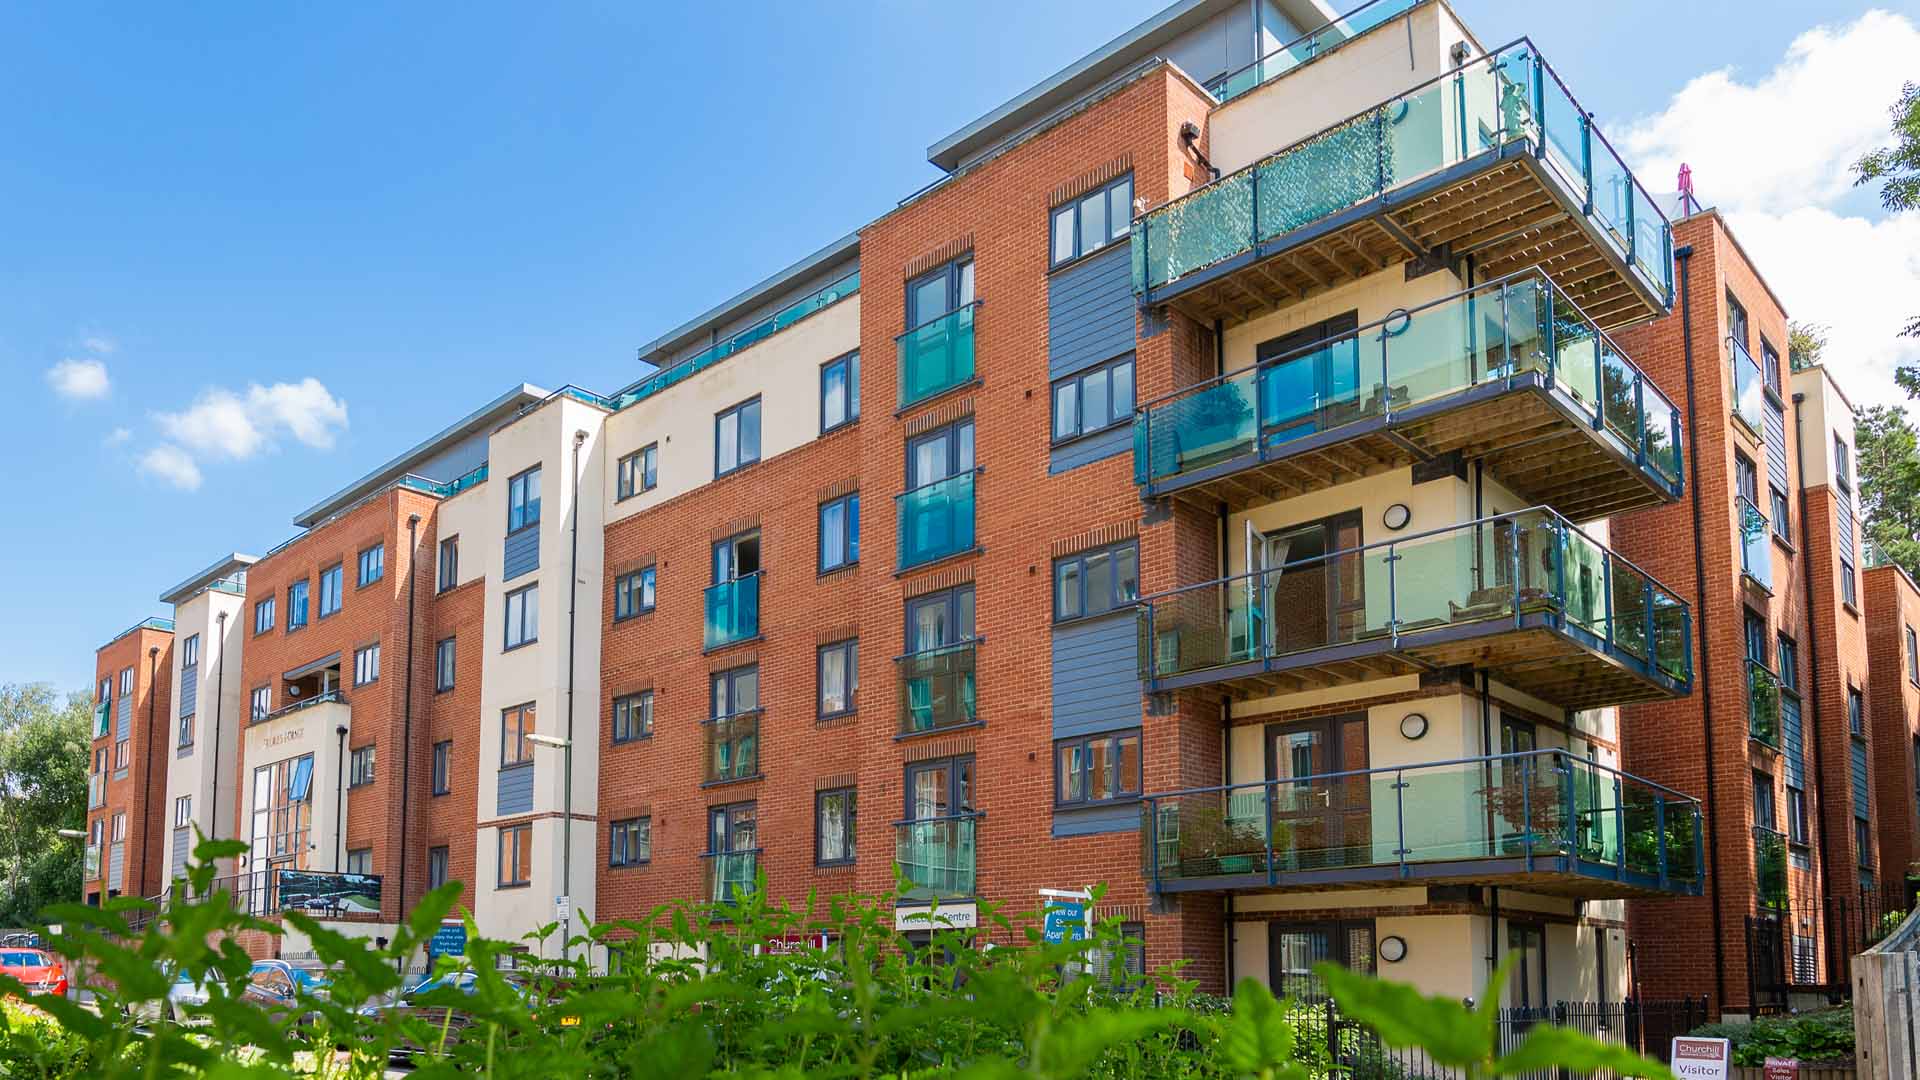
1687, 1007, 1855, 1066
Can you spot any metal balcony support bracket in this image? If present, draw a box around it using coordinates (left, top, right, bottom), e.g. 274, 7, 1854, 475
1613, 774, 1627, 877
1394, 776, 1410, 878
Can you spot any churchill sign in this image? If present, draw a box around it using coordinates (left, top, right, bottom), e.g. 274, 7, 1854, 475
1670, 1037, 1731, 1080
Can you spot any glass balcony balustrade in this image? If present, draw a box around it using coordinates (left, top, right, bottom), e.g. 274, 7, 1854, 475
704, 849, 759, 905
894, 816, 979, 901
898, 304, 978, 408
897, 641, 978, 736
1738, 496, 1773, 592
897, 472, 977, 570
704, 572, 761, 650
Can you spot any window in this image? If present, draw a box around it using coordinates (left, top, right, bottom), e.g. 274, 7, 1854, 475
617, 445, 658, 499
610, 817, 651, 867
250, 686, 271, 722
98, 678, 109, 703
438, 537, 459, 593
1735, 453, 1759, 506
907, 585, 976, 653
1843, 560, 1858, 608
715, 397, 762, 477
427, 846, 449, 889
906, 257, 975, 331
1787, 786, 1809, 846
180, 634, 200, 669
435, 637, 455, 692
346, 848, 372, 876
1726, 291, 1749, 350
818, 640, 858, 719
178, 712, 194, 748
819, 493, 860, 572
175, 795, 192, 828
708, 802, 756, 855
431, 740, 452, 795
821, 351, 860, 433
349, 745, 375, 788
1752, 771, 1776, 829
1908, 626, 1918, 684
1857, 817, 1874, 868
318, 564, 343, 618
816, 788, 856, 866
907, 418, 975, 489
711, 665, 759, 719
905, 757, 975, 821
1055, 730, 1143, 806
1835, 435, 1853, 491
497, 825, 531, 887
1762, 339, 1782, 395
501, 703, 535, 767
612, 691, 653, 743
713, 530, 761, 583
118, 667, 133, 696
286, 581, 309, 630
1049, 173, 1132, 267
1770, 486, 1791, 542
507, 466, 542, 532
357, 544, 384, 587
1849, 687, 1867, 737
353, 643, 380, 686
111, 812, 127, 843
1745, 609, 1769, 666
1779, 633, 1800, 691
1091, 922, 1148, 991
115, 739, 130, 769
504, 583, 539, 649
614, 567, 656, 620
1051, 354, 1135, 442
1053, 541, 1140, 620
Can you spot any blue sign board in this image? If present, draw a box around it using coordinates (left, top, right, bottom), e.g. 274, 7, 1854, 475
428, 922, 467, 961
1041, 900, 1087, 944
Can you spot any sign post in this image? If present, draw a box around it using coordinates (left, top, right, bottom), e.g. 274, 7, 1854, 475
1039, 888, 1094, 945
1671, 1037, 1731, 1080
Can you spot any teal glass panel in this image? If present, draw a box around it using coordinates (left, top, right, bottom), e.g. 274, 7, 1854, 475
896, 817, 978, 900
1739, 495, 1773, 590
897, 305, 977, 407
896, 471, 977, 569
703, 573, 761, 649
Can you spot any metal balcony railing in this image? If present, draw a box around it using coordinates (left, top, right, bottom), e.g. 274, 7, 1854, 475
895, 815, 980, 901
1754, 826, 1788, 912
702, 849, 760, 904
704, 711, 760, 783
896, 641, 978, 736
1738, 495, 1773, 592
897, 304, 978, 408
1747, 660, 1782, 749
1207, 0, 1422, 103
896, 471, 978, 570
1731, 338, 1766, 434
1140, 750, 1702, 896
703, 572, 761, 650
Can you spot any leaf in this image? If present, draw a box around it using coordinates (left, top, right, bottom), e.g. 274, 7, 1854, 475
1494, 1023, 1675, 1080
1317, 961, 1494, 1067
1221, 976, 1295, 1073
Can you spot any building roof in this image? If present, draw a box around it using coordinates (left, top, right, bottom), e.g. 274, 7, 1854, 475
292, 384, 550, 528
159, 553, 259, 605
627, 232, 860, 373
924, 0, 1334, 172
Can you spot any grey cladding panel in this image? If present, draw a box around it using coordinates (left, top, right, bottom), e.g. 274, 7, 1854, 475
179, 666, 197, 718
1782, 696, 1806, 788
1851, 741, 1870, 818
1049, 424, 1132, 475
1047, 244, 1135, 381
503, 528, 540, 582
117, 695, 131, 741
1765, 402, 1788, 493
109, 842, 125, 891
498, 764, 534, 816
1051, 612, 1143, 738
170, 827, 191, 884
1052, 802, 1141, 837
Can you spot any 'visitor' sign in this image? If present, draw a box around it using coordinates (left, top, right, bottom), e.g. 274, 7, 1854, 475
1671, 1038, 1731, 1080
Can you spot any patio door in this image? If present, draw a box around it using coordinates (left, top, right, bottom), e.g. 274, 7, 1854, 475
1268, 919, 1376, 1000
1256, 311, 1360, 445
1262, 511, 1364, 656
1265, 714, 1370, 871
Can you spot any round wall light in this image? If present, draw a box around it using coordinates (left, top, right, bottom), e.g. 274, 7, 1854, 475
1383, 503, 1412, 531
1379, 935, 1408, 963
1400, 712, 1429, 740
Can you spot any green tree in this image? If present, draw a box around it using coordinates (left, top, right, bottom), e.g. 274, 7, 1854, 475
0, 683, 92, 926
1856, 405, 1920, 579
1853, 82, 1920, 394
1789, 321, 1828, 372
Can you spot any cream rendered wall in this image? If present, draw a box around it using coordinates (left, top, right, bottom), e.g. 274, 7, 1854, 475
1221, 265, 1467, 376
473, 396, 606, 945
239, 699, 351, 876
1207, 1, 1481, 176
604, 296, 860, 526
1230, 911, 1487, 999
433, 482, 491, 592
472, 816, 598, 959
1789, 365, 1858, 491
164, 588, 248, 881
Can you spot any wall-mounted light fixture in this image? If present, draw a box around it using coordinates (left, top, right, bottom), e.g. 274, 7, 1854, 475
1383, 503, 1412, 531
1379, 936, 1408, 963
1400, 712, 1428, 740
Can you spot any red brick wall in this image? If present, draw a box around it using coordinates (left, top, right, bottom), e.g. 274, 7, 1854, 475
1864, 565, 1920, 878
422, 564, 486, 913
90, 626, 174, 900
1800, 485, 1875, 890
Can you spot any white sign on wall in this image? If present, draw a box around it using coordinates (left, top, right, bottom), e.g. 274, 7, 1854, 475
894, 902, 978, 931
1670, 1037, 1731, 1080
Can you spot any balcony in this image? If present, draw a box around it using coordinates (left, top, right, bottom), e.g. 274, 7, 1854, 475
897, 641, 979, 736
897, 471, 978, 570
1132, 271, 1683, 519
703, 572, 761, 650
1141, 750, 1702, 899
1138, 508, 1690, 710
703, 849, 759, 905
88, 774, 104, 809
898, 303, 978, 408
1133, 40, 1672, 332
704, 711, 760, 783
1731, 338, 1766, 434
93, 701, 110, 739
895, 816, 980, 901
1748, 660, 1782, 749
1754, 826, 1788, 913
1207, 0, 1420, 103
84, 844, 100, 881
1738, 496, 1773, 592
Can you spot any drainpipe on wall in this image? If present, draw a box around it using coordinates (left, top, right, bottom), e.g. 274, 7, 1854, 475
211, 611, 228, 856
139, 645, 160, 899
1673, 243, 1730, 1013
1791, 392, 1836, 982
335, 725, 348, 871
563, 430, 587, 957
398, 513, 421, 923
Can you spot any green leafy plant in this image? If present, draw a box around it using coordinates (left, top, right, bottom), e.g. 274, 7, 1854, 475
1688, 1007, 1855, 1066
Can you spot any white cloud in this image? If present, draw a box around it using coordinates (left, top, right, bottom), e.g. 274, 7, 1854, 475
80, 335, 115, 356
155, 378, 349, 460
1620, 8, 1920, 410
45, 358, 110, 401
139, 445, 202, 491
104, 426, 131, 446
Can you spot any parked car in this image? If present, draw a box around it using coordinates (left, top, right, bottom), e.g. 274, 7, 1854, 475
360, 971, 547, 1060
0, 949, 68, 997
249, 959, 330, 1000
0, 932, 45, 950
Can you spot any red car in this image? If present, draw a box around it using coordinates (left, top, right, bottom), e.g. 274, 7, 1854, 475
0, 949, 68, 997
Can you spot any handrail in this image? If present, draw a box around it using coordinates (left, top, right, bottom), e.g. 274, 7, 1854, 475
102, 616, 175, 648
896, 467, 983, 501
263, 464, 489, 559
891, 811, 986, 828
254, 689, 347, 725
701, 706, 764, 726
892, 638, 982, 664
896, 299, 983, 342
1207, 0, 1424, 103
1139, 748, 1700, 807
1134, 505, 1676, 610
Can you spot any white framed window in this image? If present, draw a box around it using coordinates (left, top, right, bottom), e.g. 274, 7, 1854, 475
353, 643, 380, 686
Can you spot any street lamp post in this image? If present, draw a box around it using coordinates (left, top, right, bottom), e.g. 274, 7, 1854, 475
526, 733, 572, 961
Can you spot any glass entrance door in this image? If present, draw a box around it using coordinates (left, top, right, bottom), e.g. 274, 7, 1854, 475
1266, 715, 1369, 871
1256, 312, 1361, 446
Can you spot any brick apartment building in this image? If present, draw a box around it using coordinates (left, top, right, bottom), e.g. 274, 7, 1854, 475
85, 618, 174, 906
1864, 561, 1920, 910
79, 0, 1918, 1011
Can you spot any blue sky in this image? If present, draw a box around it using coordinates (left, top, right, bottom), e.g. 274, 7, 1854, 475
5, 0, 1917, 690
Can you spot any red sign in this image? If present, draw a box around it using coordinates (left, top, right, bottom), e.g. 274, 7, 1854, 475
1764, 1057, 1800, 1080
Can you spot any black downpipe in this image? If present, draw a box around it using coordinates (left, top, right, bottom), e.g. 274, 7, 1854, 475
1674, 244, 1729, 1012
1487, 885, 1500, 991
564, 431, 586, 934
211, 612, 228, 848
334, 725, 348, 871
138, 646, 160, 898
399, 514, 420, 920
1790, 393, 1836, 981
